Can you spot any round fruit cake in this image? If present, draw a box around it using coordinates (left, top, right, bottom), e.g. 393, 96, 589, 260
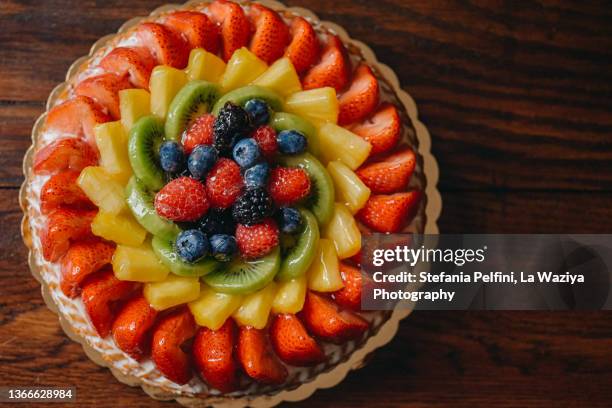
21, 0, 437, 405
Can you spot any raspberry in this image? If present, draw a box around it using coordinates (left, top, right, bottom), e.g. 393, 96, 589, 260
182, 114, 215, 154
205, 158, 244, 208
268, 167, 311, 206
236, 219, 279, 259
252, 126, 278, 158
155, 177, 209, 222
232, 188, 273, 226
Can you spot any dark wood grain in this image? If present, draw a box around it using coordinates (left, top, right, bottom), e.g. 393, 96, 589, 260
1, 0, 612, 406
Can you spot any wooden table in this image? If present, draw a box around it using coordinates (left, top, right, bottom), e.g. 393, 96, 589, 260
1, 0, 611, 406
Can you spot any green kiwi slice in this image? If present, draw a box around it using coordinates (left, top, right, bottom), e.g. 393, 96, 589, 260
165, 80, 222, 141
276, 208, 319, 282
125, 177, 181, 241
271, 112, 320, 156
151, 235, 220, 277
277, 153, 335, 226
212, 85, 283, 115
128, 115, 165, 191
202, 247, 280, 295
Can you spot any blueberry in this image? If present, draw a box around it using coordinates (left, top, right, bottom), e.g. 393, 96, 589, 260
244, 99, 270, 126
244, 162, 270, 189
278, 207, 303, 234
175, 229, 209, 263
277, 130, 307, 155
232, 138, 261, 168
209, 234, 237, 262
188, 145, 218, 179
159, 141, 185, 173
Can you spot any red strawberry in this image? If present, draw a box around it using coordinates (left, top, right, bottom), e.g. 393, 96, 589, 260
338, 64, 380, 125
99, 46, 156, 89
284, 17, 320, 73
303, 35, 350, 92
356, 149, 416, 194
300, 291, 369, 343
112, 294, 158, 360
205, 158, 244, 208
155, 177, 209, 222
44, 96, 111, 145
268, 167, 311, 206
332, 262, 364, 311
181, 114, 215, 154
33, 138, 98, 175
349, 103, 401, 156
193, 319, 238, 393
237, 326, 287, 385
235, 219, 279, 259
248, 4, 290, 64
134, 22, 189, 68
60, 238, 115, 298
270, 314, 324, 366
209, 0, 251, 61
40, 208, 96, 262
252, 126, 277, 158
75, 73, 132, 120
151, 308, 197, 385
81, 268, 136, 337
161, 11, 220, 54
40, 170, 93, 214
356, 191, 422, 233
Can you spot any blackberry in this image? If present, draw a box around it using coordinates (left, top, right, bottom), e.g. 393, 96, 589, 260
199, 208, 236, 235
232, 188, 274, 225
213, 102, 252, 155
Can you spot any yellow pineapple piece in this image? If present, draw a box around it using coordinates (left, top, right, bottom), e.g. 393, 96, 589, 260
252, 57, 302, 97
94, 121, 131, 185
232, 282, 277, 329
112, 243, 169, 282
92, 211, 147, 247
189, 286, 243, 330
149, 65, 188, 119
119, 89, 151, 131
272, 275, 307, 314
185, 48, 226, 83
284, 87, 338, 125
323, 203, 362, 259
77, 166, 126, 214
327, 161, 371, 213
317, 123, 372, 170
221, 47, 268, 92
307, 239, 344, 292
144, 275, 201, 311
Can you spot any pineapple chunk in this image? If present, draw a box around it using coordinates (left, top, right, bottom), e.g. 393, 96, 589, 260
221, 47, 268, 92
189, 286, 243, 330
252, 57, 302, 97
185, 48, 226, 83
232, 283, 277, 329
327, 161, 371, 213
149, 65, 188, 119
112, 243, 169, 282
92, 211, 147, 247
272, 275, 307, 314
317, 123, 372, 170
307, 239, 344, 292
94, 122, 131, 185
77, 166, 126, 214
285, 88, 339, 125
323, 203, 362, 259
119, 89, 151, 131
144, 275, 201, 311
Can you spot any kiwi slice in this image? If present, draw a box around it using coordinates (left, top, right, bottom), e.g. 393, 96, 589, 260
212, 85, 283, 115
277, 153, 335, 226
271, 112, 320, 156
165, 80, 222, 141
276, 208, 319, 282
125, 177, 181, 241
128, 115, 165, 191
152, 235, 220, 277
202, 247, 280, 295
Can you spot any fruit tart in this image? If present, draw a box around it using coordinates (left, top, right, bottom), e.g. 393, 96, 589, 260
21, 0, 439, 405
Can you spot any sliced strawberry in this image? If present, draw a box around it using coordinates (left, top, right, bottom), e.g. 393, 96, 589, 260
151, 308, 196, 385
332, 262, 364, 311
75, 73, 132, 120
33, 138, 98, 175
40, 208, 96, 262
193, 319, 239, 393
356, 191, 422, 233
270, 314, 324, 366
356, 149, 416, 194
181, 114, 215, 154
161, 11, 220, 54
40, 170, 93, 214
99, 46, 156, 89
237, 326, 287, 385
60, 238, 115, 298
303, 35, 350, 92
248, 4, 290, 64
284, 17, 320, 73
134, 22, 189, 68
338, 64, 380, 125
81, 268, 136, 337
209, 0, 252, 61
300, 291, 369, 343
44, 96, 111, 145
349, 103, 401, 156
112, 294, 158, 360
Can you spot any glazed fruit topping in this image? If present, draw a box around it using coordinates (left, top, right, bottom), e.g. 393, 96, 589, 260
213, 102, 252, 154
175, 229, 210, 263
236, 218, 279, 259
268, 167, 311, 206
252, 125, 278, 158
154, 176, 209, 222
232, 187, 274, 226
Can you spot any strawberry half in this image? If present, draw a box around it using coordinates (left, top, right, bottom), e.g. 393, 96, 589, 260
99, 46, 156, 89
60, 238, 115, 298
356, 191, 422, 233
332, 262, 364, 311
209, 0, 252, 62
248, 4, 290, 64
268, 167, 311, 206
349, 103, 401, 156
33, 138, 98, 175
285, 17, 320, 74
338, 64, 380, 125
205, 158, 244, 209
303, 35, 350, 92
44, 96, 110, 146
155, 177, 210, 222
181, 114, 215, 154
112, 294, 158, 360
270, 314, 325, 366
161, 11, 220, 54
134, 22, 189, 68
40, 208, 96, 262
235, 219, 279, 259
193, 319, 239, 393
356, 149, 416, 194
40, 170, 93, 214
75, 73, 132, 120
237, 326, 287, 385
